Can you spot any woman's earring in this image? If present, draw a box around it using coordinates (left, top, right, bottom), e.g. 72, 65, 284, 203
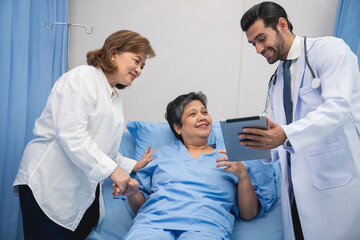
111, 57, 115, 61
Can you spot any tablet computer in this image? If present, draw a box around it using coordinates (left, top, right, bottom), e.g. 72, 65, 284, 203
220, 115, 271, 161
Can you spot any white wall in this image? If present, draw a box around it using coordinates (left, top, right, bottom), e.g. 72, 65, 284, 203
68, 0, 338, 123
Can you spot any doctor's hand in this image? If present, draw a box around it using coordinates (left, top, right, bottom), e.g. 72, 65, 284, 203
109, 166, 130, 196
238, 117, 286, 150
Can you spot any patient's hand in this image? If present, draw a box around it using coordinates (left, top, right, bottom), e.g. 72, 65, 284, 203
111, 178, 139, 197
112, 178, 146, 213
123, 178, 139, 196
133, 146, 159, 172
215, 149, 249, 179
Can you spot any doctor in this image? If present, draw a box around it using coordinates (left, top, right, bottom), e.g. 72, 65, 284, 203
239, 2, 360, 240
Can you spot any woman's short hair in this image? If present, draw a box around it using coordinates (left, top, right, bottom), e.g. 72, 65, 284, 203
165, 91, 207, 142
240, 1, 293, 33
86, 30, 156, 89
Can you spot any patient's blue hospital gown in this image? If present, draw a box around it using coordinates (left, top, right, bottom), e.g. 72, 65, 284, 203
124, 140, 267, 239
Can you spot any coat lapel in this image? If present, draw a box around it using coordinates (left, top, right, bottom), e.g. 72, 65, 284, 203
293, 37, 317, 122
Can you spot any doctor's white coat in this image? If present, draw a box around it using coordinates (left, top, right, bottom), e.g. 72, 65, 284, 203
267, 36, 360, 240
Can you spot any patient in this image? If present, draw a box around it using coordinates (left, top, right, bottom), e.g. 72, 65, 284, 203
114, 92, 264, 240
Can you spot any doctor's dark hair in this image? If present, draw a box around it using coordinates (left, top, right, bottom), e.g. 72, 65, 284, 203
87, 30, 155, 89
240, 1, 293, 33
165, 91, 208, 142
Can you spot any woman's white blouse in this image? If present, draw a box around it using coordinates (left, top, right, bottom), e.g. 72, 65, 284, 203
13, 65, 136, 231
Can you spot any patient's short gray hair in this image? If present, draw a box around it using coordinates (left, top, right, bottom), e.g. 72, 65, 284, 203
165, 91, 207, 142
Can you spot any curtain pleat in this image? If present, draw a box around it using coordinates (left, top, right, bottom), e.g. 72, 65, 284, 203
0, 1, 68, 239
334, 0, 360, 67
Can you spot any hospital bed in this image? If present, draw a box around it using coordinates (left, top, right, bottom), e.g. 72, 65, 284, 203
87, 121, 284, 240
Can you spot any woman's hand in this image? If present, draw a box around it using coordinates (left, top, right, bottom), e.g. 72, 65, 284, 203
109, 166, 130, 196
133, 146, 159, 172
215, 149, 249, 179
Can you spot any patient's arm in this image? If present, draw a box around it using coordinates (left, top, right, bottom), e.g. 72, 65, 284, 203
235, 165, 258, 220
216, 149, 258, 220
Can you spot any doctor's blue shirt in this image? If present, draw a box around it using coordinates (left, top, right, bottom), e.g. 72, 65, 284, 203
131, 140, 266, 238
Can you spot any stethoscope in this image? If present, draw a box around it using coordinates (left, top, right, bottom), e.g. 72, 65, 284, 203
263, 36, 321, 114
